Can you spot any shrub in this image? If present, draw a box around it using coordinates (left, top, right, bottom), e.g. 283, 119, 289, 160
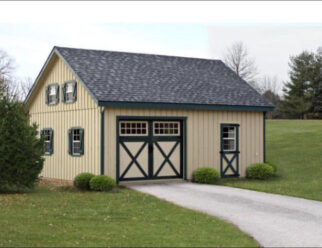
74, 173, 95, 190
246, 163, 274, 180
89, 175, 116, 191
0, 99, 44, 193
193, 167, 220, 184
266, 161, 277, 173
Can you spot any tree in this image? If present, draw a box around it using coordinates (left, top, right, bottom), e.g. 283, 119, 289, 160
224, 41, 259, 89
19, 77, 34, 101
0, 98, 44, 192
0, 49, 43, 192
0, 49, 14, 77
259, 75, 279, 94
280, 51, 316, 119
0, 49, 18, 100
259, 76, 285, 119
312, 49, 322, 117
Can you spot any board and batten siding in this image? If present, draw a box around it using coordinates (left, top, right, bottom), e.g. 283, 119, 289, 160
27, 54, 101, 180
104, 107, 264, 179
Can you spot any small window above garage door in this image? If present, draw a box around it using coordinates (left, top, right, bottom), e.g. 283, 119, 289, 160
153, 121, 180, 136
119, 121, 148, 136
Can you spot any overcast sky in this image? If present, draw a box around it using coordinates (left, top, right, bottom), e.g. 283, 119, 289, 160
1, 2, 322, 94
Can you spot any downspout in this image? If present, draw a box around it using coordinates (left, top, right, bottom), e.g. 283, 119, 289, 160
100, 107, 105, 175
263, 111, 266, 163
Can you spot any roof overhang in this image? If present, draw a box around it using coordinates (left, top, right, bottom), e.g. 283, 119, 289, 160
24, 46, 274, 113
98, 101, 275, 112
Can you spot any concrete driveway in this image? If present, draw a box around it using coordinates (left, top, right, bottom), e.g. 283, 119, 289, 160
128, 182, 322, 247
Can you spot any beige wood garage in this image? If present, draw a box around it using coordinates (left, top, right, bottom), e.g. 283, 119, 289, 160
24, 46, 274, 183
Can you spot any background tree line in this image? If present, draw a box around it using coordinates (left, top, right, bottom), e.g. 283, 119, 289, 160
224, 42, 322, 119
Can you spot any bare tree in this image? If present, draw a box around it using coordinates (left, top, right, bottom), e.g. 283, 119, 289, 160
259, 75, 280, 94
223, 41, 258, 88
0, 49, 14, 77
0, 49, 16, 100
0, 49, 33, 101
19, 77, 34, 100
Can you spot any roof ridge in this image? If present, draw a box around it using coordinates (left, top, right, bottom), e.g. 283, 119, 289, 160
54, 46, 223, 63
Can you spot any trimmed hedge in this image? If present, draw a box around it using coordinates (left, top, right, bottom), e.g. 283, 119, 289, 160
74, 173, 95, 190
89, 175, 116, 191
246, 163, 274, 180
193, 167, 220, 184
266, 161, 277, 173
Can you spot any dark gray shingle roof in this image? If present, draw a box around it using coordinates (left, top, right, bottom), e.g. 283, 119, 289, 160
55, 46, 273, 109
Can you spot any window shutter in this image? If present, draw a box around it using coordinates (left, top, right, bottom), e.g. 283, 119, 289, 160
55, 85, 59, 104
68, 129, 73, 155
40, 129, 44, 139
45, 86, 49, 105
49, 129, 54, 155
62, 83, 66, 103
79, 128, 84, 155
73, 82, 77, 102
220, 126, 223, 152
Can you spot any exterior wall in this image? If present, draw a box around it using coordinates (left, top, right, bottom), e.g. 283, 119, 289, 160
104, 107, 264, 180
27, 55, 101, 180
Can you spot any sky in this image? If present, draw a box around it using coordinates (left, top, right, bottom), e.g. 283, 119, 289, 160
1, 1, 322, 94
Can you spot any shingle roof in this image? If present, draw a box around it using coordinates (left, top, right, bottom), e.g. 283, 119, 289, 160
55, 46, 273, 109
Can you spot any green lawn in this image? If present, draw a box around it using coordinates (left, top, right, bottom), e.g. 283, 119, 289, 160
222, 120, 322, 201
0, 185, 257, 247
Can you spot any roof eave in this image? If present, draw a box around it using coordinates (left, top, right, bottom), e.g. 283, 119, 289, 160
98, 101, 275, 112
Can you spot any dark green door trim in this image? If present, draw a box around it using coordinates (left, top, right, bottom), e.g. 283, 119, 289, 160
220, 123, 240, 178
116, 116, 187, 183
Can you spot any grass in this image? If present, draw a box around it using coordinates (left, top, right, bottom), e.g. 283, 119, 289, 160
0, 184, 257, 247
222, 120, 322, 201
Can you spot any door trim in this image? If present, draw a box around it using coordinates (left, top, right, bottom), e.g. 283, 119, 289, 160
220, 123, 240, 178
116, 116, 187, 183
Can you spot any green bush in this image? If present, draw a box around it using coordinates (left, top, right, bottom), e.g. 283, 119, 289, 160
246, 163, 274, 180
89, 175, 116, 191
266, 161, 277, 173
0, 99, 44, 193
193, 167, 220, 184
74, 173, 95, 190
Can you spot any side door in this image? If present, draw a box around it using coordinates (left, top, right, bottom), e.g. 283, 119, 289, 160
220, 124, 240, 177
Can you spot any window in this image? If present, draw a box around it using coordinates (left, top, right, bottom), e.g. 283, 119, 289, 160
68, 128, 84, 156
41, 128, 53, 155
153, 121, 180, 136
62, 81, 77, 103
46, 84, 59, 105
222, 126, 236, 151
119, 121, 148, 136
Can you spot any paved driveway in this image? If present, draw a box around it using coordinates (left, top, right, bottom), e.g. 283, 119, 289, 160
128, 182, 322, 247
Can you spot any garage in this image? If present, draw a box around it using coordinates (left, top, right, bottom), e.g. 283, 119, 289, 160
116, 117, 186, 182
26, 46, 273, 182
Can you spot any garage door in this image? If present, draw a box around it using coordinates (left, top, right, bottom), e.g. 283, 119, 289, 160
117, 118, 184, 182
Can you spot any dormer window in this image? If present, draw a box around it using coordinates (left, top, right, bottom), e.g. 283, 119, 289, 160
62, 81, 77, 103
45, 84, 59, 105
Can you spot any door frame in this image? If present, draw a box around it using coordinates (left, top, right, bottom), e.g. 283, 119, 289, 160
220, 123, 240, 178
116, 116, 187, 183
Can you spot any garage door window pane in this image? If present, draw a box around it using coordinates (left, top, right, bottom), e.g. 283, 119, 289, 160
153, 121, 180, 136
119, 121, 148, 136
